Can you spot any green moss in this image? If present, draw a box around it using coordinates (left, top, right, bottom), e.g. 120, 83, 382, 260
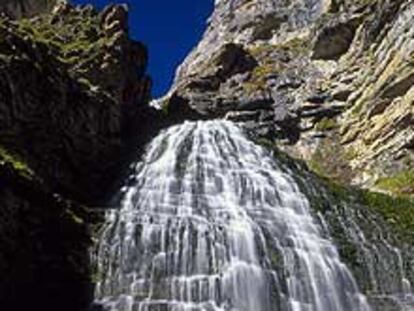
332, 224, 362, 270
314, 117, 337, 131
308, 134, 357, 184
359, 190, 414, 242
322, 178, 414, 243
65, 208, 85, 225
13, 11, 102, 67
277, 37, 310, 55
0, 53, 12, 63
309, 156, 326, 178
268, 247, 282, 268
351, 102, 363, 116
0, 146, 34, 179
243, 63, 282, 93
375, 170, 414, 196
255, 137, 275, 149
77, 77, 98, 92
161, 103, 169, 115
258, 139, 413, 244
248, 44, 275, 58
249, 37, 309, 57
343, 146, 358, 161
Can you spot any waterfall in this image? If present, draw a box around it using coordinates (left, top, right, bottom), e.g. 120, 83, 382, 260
94, 120, 371, 311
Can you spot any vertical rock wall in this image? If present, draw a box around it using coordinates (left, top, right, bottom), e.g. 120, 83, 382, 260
0, 2, 162, 310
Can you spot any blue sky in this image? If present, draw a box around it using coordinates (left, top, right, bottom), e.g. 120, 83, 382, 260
72, 0, 214, 97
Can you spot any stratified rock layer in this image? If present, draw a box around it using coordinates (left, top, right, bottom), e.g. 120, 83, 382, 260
161, 0, 414, 195
158, 1, 414, 309
161, 0, 414, 194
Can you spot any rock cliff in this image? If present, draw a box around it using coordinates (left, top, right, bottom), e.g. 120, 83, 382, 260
158, 2, 414, 308
0, 0, 412, 310
0, 1, 158, 203
0, 1, 161, 310
160, 0, 414, 196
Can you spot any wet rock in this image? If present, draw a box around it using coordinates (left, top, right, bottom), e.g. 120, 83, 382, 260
368, 296, 408, 311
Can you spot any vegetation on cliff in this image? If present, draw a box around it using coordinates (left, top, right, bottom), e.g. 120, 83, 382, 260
0, 0, 413, 310
256, 138, 413, 305
160, 0, 414, 200
0, 2, 160, 310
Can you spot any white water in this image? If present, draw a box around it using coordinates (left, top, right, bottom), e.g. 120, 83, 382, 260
94, 120, 371, 311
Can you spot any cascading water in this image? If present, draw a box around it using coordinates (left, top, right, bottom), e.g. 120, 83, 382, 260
94, 120, 371, 311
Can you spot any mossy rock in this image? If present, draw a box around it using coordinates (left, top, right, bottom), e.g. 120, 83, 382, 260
375, 170, 414, 196
0, 145, 34, 180
314, 117, 337, 131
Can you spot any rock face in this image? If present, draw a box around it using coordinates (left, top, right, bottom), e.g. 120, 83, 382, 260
0, 2, 161, 310
159, 1, 414, 308
0, 0, 56, 18
0, 164, 95, 311
0, 0, 412, 310
0, 2, 158, 203
161, 0, 414, 196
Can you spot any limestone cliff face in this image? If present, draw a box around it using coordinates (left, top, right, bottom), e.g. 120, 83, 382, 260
161, 0, 414, 196
0, 2, 160, 310
159, 3, 414, 308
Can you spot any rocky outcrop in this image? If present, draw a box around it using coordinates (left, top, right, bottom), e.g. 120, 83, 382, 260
0, 2, 159, 203
158, 1, 414, 308
160, 43, 258, 118
157, 0, 326, 142
0, 2, 161, 310
161, 0, 414, 196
